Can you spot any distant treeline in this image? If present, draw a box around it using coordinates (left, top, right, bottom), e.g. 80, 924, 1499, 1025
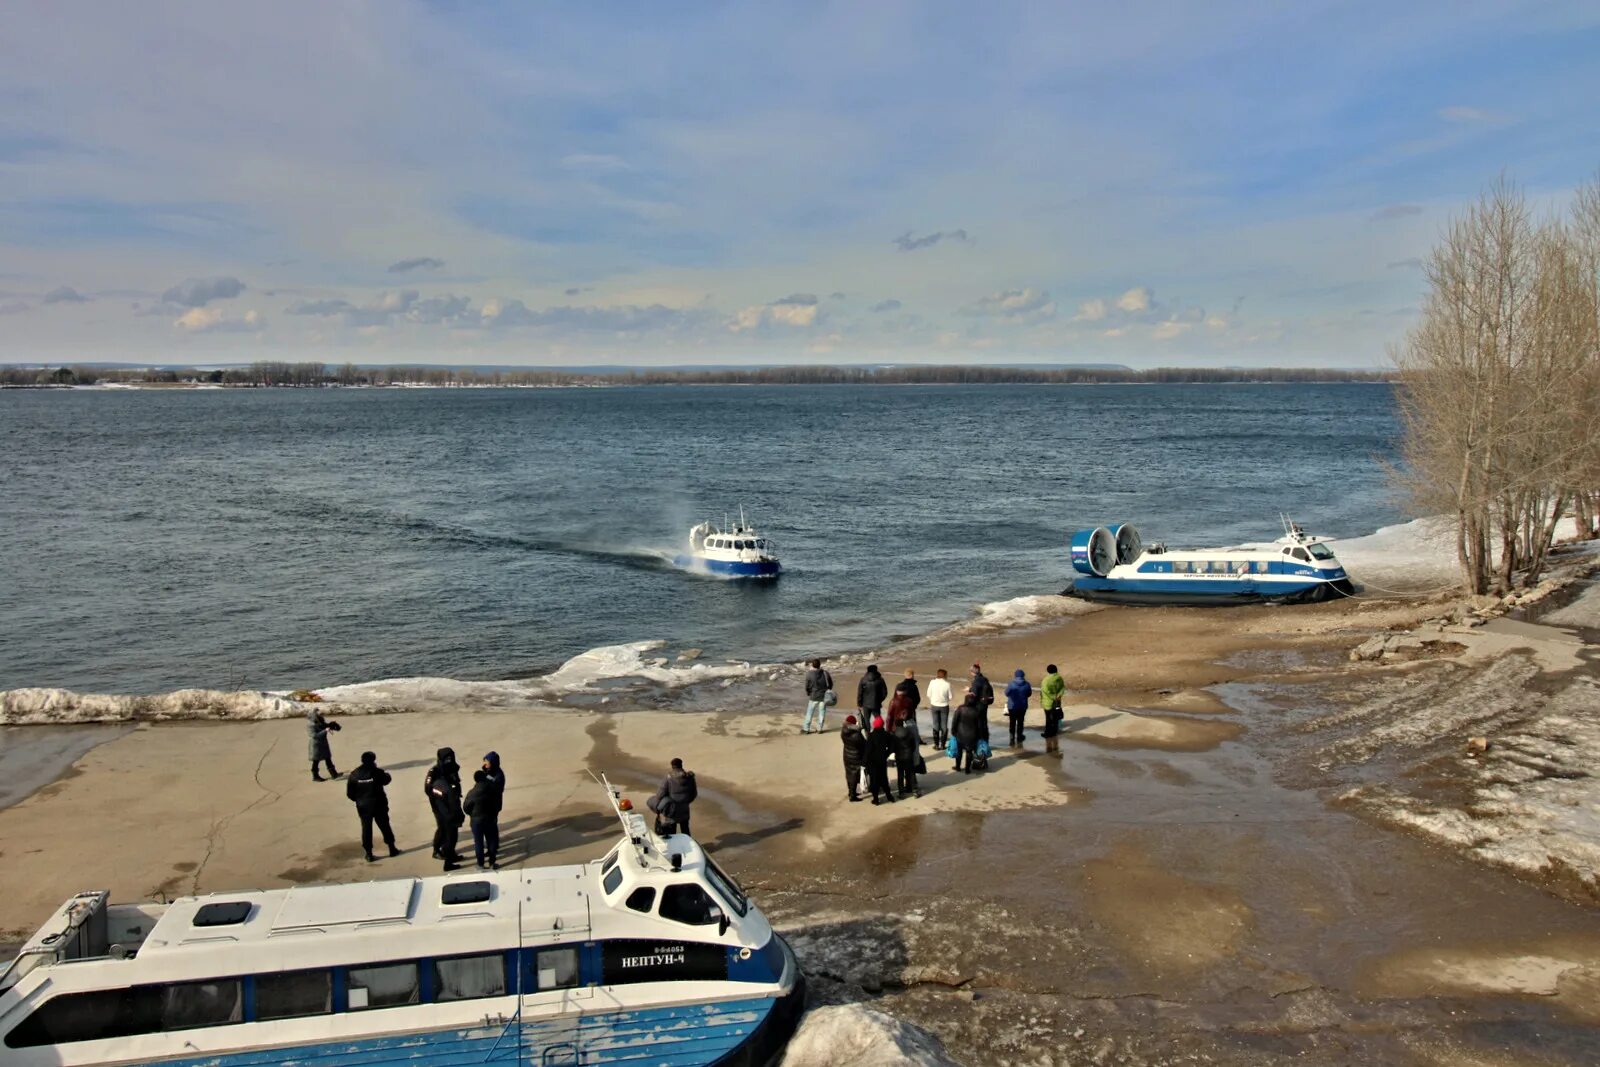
2, 362, 1391, 388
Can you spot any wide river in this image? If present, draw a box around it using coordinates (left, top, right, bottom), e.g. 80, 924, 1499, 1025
0, 383, 1402, 694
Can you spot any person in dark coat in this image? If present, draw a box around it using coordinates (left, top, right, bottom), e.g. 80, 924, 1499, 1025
803, 658, 833, 734
892, 717, 920, 798
952, 695, 985, 774
892, 669, 922, 743
307, 708, 341, 781
479, 750, 506, 797
345, 751, 399, 862
857, 665, 888, 719
968, 664, 994, 746
424, 746, 464, 871
463, 768, 502, 870
865, 716, 896, 804
840, 715, 867, 802
969, 664, 994, 712
1004, 669, 1033, 747
650, 758, 698, 836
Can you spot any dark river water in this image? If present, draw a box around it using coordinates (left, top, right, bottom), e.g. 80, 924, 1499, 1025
0, 383, 1401, 693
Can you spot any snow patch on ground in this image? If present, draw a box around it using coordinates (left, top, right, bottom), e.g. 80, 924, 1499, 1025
781, 1005, 963, 1067
1318, 658, 1600, 895
1541, 578, 1600, 629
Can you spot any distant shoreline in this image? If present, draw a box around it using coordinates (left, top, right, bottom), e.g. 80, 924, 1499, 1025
2, 365, 1394, 390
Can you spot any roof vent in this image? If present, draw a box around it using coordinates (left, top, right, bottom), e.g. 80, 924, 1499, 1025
193, 901, 252, 927
441, 881, 492, 906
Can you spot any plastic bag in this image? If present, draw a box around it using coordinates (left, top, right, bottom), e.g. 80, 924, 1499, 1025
945, 736, 958, 759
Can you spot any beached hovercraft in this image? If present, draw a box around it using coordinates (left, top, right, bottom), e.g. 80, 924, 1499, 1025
0, 777, 804, 1066
676, 511, 782, 579
1067, 518, 1356, 605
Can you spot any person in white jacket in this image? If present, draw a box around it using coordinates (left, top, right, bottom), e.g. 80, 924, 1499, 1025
926, 668, 953, 750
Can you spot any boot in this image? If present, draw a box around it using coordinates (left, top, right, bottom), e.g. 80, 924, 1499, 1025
312, 773, 325, 782
364, 851, 376, 863
388, 845, 402, 857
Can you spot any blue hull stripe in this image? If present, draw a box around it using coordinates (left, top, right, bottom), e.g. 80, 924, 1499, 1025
674, 557, 781, 578
1072, 577, 1329, 597
151, 997, 775, 1067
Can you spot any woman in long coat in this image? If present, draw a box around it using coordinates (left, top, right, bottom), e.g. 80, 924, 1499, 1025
864, 717, 896, 805
307, 708, 340, 781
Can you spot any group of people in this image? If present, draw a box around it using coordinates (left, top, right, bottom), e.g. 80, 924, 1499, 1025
803, 660, 1068, 803
308, 708, 696, 872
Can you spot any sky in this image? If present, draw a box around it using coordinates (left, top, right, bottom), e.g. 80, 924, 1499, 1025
1, 1, 1598, 368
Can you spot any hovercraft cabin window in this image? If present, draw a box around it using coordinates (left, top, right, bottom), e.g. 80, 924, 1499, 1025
347, 962, 420, 1010
255, 969, 332, 1020
4, 980, 240, 1048
4, 953, 533, 1048
434, 953, 508, 1002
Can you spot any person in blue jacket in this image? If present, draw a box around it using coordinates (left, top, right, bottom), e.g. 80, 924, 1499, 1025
1004, 669, 1032, 747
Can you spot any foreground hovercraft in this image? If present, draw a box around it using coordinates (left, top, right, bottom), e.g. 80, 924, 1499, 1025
1068, 518, 1355, 605
677, 510, 782, 579
0, 778, 804, 1066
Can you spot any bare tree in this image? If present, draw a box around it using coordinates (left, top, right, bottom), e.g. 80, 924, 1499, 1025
1395, 173, 1600, 592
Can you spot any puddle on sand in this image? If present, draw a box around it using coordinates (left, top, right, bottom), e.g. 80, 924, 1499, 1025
1082, 839, 1253, 978
734, 675, 1600, 1064
1066, 707, 1244, 752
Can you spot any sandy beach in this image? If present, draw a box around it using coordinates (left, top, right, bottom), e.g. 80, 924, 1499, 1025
6, 561, 1600, 1063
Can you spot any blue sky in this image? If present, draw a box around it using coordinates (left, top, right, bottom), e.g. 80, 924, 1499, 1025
1, 1, 1597, 366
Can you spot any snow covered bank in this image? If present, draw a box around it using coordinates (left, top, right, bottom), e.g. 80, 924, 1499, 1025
781, 1005, 962, 1067
1334, 515, 1593, 594
1333, 515, 1459, 592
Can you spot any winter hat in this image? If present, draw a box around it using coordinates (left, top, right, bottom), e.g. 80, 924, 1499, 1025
484, 751, 500, 767
360, 751, 376, 765
845, 715, 857, 725
872, 716, 885, 730
473, 768, 488, 783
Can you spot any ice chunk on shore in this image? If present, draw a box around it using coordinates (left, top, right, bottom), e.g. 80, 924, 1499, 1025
320, 641, 768, 711
972, 594, 1101, 629
781, 1005, 962, 1067
0, 687, 301, 725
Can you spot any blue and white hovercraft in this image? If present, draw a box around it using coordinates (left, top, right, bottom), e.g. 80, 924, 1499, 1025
1068, 518, 1356, 605
677, 511, 782, 579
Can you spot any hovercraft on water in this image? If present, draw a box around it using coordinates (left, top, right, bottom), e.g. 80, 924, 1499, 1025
1068, 517, 1356, 605
676, 510, 781, 579
0, 777, 804, 1066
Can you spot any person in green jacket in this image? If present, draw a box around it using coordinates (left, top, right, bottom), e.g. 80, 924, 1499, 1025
1040, 664, 1067, 754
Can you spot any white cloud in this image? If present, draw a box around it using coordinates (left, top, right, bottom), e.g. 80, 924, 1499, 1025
174, 307, 265, 332
728, 293, 823, 332
1204, 315, 1228, 329
43, 286, 90, 304
1115, 286, 1151, 312
960, 287, 1055, 320
1152, 320, 1189, 340
1074, 298, 1107, 321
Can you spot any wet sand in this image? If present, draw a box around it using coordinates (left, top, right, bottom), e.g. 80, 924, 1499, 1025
3, 595, 1600, 1064
0, 724, 131, 810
